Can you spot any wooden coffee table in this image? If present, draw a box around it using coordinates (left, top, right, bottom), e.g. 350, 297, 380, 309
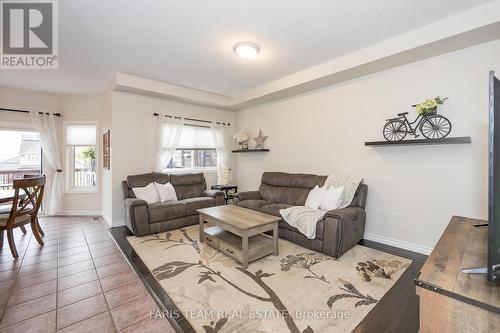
197, 205, 281, 268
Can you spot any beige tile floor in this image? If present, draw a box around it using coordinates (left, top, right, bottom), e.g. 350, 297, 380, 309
0, 216, 176, 332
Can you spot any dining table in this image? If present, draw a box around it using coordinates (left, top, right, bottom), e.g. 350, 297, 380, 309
0, 189, 16, 205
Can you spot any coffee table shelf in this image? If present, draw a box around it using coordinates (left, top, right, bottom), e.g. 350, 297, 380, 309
204, 226, 274, 264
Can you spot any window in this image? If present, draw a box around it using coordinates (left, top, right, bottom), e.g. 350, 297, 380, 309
65, 123, 97, 192
164, 124, 217, 171
0, 129, 42, 189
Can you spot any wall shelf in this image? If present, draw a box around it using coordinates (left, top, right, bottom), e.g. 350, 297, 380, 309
365, 136, 471, 146
232, 149, 270, 153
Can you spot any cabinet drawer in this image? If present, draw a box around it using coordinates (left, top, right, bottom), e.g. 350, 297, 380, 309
203, 232, 219, 249
219, 240, 243, 262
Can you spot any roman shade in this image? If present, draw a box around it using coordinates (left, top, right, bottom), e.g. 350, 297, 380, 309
177, 125, 215, 149
65, 124, 96, 145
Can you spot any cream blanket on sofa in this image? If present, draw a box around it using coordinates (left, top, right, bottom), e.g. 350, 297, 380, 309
279, 173, 362, 239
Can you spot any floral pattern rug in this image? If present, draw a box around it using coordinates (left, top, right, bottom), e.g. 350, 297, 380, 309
128, 225, 411, 333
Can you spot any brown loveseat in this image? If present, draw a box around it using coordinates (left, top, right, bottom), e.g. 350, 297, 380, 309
122, 172, 224, 236
233, 172, 367, 258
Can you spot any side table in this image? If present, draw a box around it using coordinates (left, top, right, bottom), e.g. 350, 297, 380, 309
211, 184, 238, 204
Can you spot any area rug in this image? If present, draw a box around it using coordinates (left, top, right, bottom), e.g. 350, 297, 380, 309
128, 226, 411, 333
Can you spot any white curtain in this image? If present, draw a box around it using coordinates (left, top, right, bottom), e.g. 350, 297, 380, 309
211, 122, 232, 184
154, 115, 184, 172
29, 112, 64, 215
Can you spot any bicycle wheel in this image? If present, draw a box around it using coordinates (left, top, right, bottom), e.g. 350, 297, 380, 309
383, 120, 407, 141
420, 115, 452, 139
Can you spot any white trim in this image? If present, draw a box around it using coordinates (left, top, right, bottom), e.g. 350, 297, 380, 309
363, 232, 433, 255
166, 168, 217, 174
0, 121, 34, 130
101, 212, 112, 228
63, 210, 101, 216
111, 219, 126, 227
65, 189, 99, 194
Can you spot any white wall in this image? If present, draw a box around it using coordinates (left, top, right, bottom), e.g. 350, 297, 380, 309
234, 40, 500, 253
109, 91, 235, 225
101, 87, 113, 225
0, 87, 104, 215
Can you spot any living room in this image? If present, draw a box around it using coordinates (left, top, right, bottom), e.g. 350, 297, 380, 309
0, 1, 499, 332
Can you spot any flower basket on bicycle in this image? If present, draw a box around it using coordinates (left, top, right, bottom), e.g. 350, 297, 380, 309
382, 97, 451, 141
421, 107, 437, 116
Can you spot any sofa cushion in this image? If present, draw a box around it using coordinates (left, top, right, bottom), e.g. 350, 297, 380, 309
126, 173, 171, 198
170, 173, 205, 186
279, 219, 325, 240
154, 182, 177, 202
170, 173, 207, 200
286, 188, 311, 206
259, 184, 290, 203
238, 199, 270, 211
278, 226, 323, 253
132, 183, 160, 204
181, 197, 215, 216
289, 174, 327, 188
258, 203, 294, 217
148, 201, 185, 223
261, 172, 290, 187
287, 174, 328, 206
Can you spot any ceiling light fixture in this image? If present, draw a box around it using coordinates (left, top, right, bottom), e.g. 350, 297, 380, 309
233, 42, 260, 59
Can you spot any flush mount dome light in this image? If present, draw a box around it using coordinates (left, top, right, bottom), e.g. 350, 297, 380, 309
233, 42, 260, 59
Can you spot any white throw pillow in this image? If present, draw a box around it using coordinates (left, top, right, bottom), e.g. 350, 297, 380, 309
154, 182, 177, 203
320, 186, 344, 211
305, 185, 326, 209
132, 183, 160, 205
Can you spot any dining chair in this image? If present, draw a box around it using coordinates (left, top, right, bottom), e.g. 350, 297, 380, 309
0, 176, 46, 258
0, 174, 46, 236
20, 174, 45, 236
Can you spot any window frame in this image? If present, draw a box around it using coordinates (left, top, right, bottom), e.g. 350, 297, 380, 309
64, 121, 99, 194
163, 124, 218, 173
165, 149, 218, 174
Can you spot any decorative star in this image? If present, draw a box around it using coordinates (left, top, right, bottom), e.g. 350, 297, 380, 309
253, 130, 267, 149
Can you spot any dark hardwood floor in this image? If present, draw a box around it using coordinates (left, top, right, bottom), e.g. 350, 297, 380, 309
356, 239, 427, 333
110, 227, 427, 333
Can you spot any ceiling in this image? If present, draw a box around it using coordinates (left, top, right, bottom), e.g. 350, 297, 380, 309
0, 0, 495, 96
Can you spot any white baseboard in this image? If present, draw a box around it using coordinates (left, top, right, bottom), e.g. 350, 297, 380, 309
99, 212, 125, 228
58, 210, 124, 228
63, 210, 101, 216
363, 232, 433, 255
101, 213, 112, 228
111, 219, 126, 227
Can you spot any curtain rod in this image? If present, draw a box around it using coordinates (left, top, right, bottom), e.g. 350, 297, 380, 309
153, 113, 230, 126
0, 107, 61, 117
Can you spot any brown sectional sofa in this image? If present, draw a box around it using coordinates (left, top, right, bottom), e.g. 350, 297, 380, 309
122, 172, 224, 236
233, 172, 367, 258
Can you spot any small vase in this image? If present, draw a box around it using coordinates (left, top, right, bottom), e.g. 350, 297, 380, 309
239, 141, 249, 150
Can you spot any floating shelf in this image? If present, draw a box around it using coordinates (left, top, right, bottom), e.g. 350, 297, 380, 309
365, 136, 471, 146
232, 149, 270, 153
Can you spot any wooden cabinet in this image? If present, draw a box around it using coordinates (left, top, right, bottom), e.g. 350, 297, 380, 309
416, 216, 500, 332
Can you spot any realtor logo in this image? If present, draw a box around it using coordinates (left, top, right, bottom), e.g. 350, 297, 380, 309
1, 0, 58, 69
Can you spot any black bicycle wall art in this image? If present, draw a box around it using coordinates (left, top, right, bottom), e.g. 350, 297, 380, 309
383, 96, 451, 141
